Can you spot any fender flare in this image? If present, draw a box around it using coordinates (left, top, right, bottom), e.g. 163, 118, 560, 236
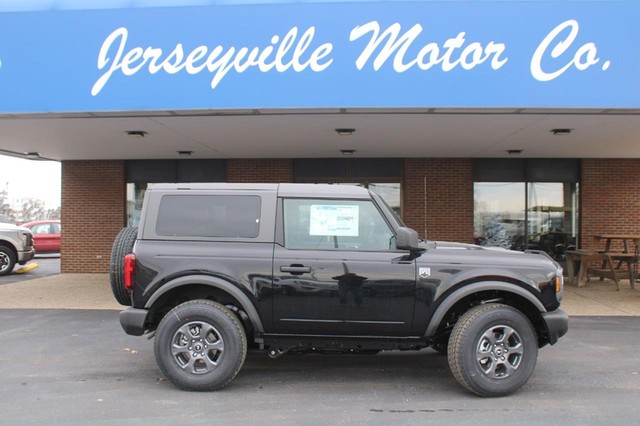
145, 274, 264, 333
424, 281, 546, 337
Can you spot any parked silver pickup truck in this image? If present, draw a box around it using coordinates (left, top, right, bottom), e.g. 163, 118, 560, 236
0, 222, 35, 275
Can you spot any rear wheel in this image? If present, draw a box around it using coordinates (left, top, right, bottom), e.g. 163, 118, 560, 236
0, 246, 16, 276
447, 304, 538, 397
154, 300, 247, 391
109, 227, 138, 306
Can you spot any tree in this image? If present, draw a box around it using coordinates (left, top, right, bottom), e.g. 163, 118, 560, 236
19, 198, 46, 223
46, 207, 61, 220
0, 187, 16, 223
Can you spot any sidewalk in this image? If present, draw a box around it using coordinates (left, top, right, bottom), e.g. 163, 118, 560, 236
0, 274, 120, 310
0, 274, 639, 315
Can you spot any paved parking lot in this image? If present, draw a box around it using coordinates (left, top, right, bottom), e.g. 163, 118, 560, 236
0, 255, 60, 285
0, 310, 639, 425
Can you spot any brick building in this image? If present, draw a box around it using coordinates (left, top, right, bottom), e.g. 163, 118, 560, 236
1, 1, 639, 273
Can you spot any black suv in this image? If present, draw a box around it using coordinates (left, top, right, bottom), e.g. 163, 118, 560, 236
110, 183, 567, 396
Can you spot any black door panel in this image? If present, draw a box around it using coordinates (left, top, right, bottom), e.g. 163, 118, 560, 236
273, 247, 416, 335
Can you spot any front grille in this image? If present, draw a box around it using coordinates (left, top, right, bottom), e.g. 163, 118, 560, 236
25, 234, 34, 247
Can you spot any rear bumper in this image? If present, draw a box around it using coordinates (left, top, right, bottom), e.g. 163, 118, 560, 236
541, 309, 569, 345
119, 308, 149, 336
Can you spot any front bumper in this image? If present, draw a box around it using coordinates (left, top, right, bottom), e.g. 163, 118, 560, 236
541, 309, 569, 345
120, 307, 149, 336
17, 248, 35, 264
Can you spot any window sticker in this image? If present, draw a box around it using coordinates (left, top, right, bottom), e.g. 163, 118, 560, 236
309, 205, 359, 236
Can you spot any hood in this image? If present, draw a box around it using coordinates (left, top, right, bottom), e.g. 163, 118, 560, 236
421, 240, 561, 270
0, 222, 31, 232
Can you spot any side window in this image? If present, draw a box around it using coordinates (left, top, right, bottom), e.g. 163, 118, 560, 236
283, 199, 394, 251
156, 195, 261, 238
31, 224, 50, 234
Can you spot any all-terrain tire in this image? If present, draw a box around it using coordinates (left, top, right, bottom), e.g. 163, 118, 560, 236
0, 245, 17, 276
154, 300, 247, 391
109, 226, 138, 306
447, 303, 538, 397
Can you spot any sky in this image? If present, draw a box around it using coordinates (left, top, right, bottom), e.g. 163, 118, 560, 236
0, 155, 61, 209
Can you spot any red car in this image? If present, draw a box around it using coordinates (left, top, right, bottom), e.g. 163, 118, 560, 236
21, 220, 61, 253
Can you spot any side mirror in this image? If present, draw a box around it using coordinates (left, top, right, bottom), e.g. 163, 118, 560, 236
396, 227, 420, 251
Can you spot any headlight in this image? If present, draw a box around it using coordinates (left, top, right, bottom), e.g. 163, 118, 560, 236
555, 271, 564, 301
17, 231, 33, 246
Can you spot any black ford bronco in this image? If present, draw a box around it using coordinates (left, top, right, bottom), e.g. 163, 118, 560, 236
110, 183, 567, 396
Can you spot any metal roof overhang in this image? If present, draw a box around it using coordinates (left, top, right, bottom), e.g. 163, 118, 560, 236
1, 108, 639, 161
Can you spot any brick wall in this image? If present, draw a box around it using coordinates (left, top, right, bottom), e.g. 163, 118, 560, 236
227, 159, 294, 183
64, 157, 640, 273
403, 158, 474, 243
581, 159, 640, 251
61, 161, 125, 273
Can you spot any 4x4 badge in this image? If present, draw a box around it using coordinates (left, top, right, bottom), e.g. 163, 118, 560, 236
419, 267, 431, 279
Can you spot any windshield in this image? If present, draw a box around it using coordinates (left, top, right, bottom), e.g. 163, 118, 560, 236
371, 191, 406, 229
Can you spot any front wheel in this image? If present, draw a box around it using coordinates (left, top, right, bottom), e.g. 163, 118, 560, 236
0, 246, 16, 276
447, 304, 538, 397
154, 300, 247, 391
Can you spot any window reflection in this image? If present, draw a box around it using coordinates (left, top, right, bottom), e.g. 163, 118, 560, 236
334, 182, 402, 216
126, 183, 147, 226
474, 182, 579, 259
526, 183, 578, 259
474, 183, 525, 250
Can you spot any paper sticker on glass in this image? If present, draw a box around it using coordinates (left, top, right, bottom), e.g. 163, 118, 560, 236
310, 205, 359, 236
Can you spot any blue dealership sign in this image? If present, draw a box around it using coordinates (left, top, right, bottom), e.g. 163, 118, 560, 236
0, 0, 638, 113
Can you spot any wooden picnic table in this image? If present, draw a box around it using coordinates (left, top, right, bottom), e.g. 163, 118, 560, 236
590, 234, 640, 253
565, 234, 639, 291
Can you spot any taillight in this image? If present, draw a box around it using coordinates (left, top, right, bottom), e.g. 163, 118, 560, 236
124, 253, 136, 291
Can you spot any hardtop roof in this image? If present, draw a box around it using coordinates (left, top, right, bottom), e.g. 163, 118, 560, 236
147, 183, 371, 198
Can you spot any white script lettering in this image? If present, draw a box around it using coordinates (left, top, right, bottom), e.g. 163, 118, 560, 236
91, 26, 334, 95
531, 19, 608, 82
350, 21, 508, 72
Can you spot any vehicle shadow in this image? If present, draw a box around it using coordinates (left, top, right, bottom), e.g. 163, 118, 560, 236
231, 349, 455, 393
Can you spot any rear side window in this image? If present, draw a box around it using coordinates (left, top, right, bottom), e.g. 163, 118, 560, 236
156, 195, 261, 238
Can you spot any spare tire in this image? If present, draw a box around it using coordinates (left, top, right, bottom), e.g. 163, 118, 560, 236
109, 227, 138, 306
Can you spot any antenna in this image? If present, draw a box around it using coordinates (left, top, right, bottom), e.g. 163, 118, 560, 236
423, 175, 428, 240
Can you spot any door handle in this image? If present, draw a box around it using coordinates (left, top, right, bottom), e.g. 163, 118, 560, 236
280, 265, 312, 275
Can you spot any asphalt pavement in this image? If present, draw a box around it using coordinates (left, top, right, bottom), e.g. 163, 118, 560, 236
0, 310, 638, 425
0, 254, 60, 285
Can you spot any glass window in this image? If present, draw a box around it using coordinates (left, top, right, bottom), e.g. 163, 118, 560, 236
368, 183, 401, 217
319, 182, 402, 217
127, 183, 147, 227
284, 199, 394, 251
526, 182, 578, 258
474, 182, 579, 259
30, 223, 51, 234
474, 183, 526, 250
156, 195, 261, 238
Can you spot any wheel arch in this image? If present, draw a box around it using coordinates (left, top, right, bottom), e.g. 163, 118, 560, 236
0, 240, 18, 257
145, 274, 264, 334
425, 281, 549, 347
